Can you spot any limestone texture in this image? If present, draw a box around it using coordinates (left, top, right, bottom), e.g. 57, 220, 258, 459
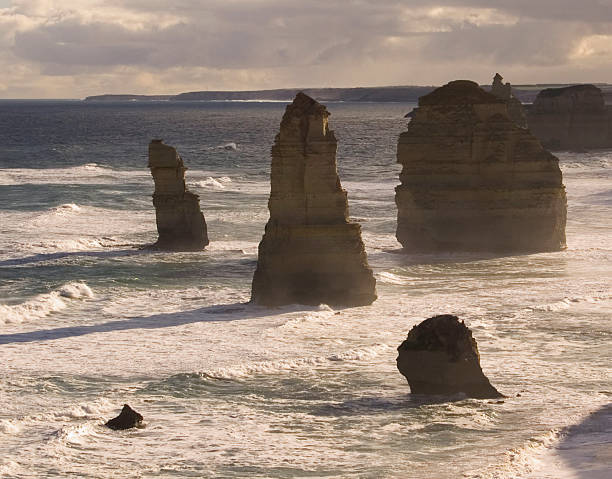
395, 80, 567, 253
490, 73, 527, 128
527, 84, 612, 150
105, 404, 144, 430
397, 315, 502, 399
251, 92, 377, 306
148, 139, 209, 251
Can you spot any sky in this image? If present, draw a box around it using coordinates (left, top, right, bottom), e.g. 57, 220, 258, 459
0, 0, 611, 98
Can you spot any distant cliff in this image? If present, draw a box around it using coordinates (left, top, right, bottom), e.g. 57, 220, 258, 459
84, 84, 612, 104
85, 94, 172, 101
84, 86, 436, 102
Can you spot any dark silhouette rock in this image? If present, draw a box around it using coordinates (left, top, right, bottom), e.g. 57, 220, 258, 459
105, 404, 143, 430
251, 92, 377, 306
397, 315, 503, 399
527, 84, 612, 150
148, 139, 209, 251
395, 80, 567, 252
490, 73, 527, 128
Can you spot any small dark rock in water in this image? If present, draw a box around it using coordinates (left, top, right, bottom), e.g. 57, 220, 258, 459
105, 404, 143, 430
396, 315, 503, 399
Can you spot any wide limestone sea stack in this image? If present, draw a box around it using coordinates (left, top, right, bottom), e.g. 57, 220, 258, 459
527, 84, 612, 150
251, 93, 377, 307
397, 315, 503, 399
148, 139, 209, 251
395, 80, 567, 253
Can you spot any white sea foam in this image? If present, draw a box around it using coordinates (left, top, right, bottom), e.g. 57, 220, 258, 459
466, 429, 562, 479
0, 164, 140, 186
528, 291, 612, 312
198, 344, 391, 380
0, 419, 22, 434
190, 177, 226, 189
218, 142, 237, 150
376, 271, 410, 285
0, 282, 94, 325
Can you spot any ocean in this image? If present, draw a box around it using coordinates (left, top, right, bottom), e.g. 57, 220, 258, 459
0, 100, 610, 478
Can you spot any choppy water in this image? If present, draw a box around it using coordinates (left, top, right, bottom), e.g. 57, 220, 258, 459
0, 100, 610, 478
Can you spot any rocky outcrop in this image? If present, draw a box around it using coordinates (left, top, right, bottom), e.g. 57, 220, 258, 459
395, 80, 567, 253
148, 139, 209, 251
527, 84, 612, 150
251, 93, 377, 306
491, 73, 527, 128
105, 404, 143, 430
397, 315, 502, 399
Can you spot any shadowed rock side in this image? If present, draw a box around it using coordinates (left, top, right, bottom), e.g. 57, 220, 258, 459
395, 80, 567, 253
527, 84, 612, 150
491, 73, 527, 128
251, 93, 377, 306
397, 315, 503, 399
148, 140, 209, 251
105, 404, 144, 430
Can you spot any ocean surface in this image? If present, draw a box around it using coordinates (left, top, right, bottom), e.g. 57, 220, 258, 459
0, 100, 610, 478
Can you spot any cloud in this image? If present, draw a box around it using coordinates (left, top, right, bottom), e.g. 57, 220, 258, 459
1, 0, 611, 98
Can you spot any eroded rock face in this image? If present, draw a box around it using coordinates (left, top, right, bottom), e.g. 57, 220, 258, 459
397, 315, 502, 399
251, 92, 377, 306
105, 404, 143, 430
527, 84, 612, 150
491, 73, 527, 128
395, 80, 567, 253
148, 139, 209, 251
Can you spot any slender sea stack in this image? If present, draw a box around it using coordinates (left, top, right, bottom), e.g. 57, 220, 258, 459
490, 73, 527, 128
397, 315, 503, 399
395, 80, 567, 252
251, 93, 377, 306
527, 84, 612, 150
148, 139, 209, 251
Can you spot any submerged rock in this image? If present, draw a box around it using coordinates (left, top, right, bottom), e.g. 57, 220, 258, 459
148, 139, 209, 251
105, 404, 143, 430
490, 73, 527, 128
527, 84, 612, 150
395, 80, 567, 253
251, 92, 377, 306
397, 315, 502, 399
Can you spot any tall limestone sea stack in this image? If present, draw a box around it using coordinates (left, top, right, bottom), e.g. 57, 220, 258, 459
148, 139, 209, 251
395, 80, 567, 253
251, 93, 377, 306
490, 73, 527, 128
527, 84, 612, 150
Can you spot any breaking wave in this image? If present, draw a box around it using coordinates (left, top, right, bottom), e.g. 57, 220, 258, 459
195, 343, 392, 380
0, 282, 94, 325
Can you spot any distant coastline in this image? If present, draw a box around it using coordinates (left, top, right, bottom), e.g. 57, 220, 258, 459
83, 84, 612, 104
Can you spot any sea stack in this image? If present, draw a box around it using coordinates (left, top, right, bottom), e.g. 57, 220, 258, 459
527, 84, 612, 150
397, 315, 502, 399
395, 80, 567, 252
251, 93, 377, 306
148, 139, 209, 251
105, 404, 144, 430
490, 73, 527, 128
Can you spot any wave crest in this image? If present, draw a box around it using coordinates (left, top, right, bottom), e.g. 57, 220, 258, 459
0, 282, 94, 325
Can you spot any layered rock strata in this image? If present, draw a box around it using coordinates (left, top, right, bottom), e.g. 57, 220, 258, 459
251, 93, 377, 306
490, 73, 527, 128
395, 80, 567, 252
148, 139, 209, 250
397, 315, 502, 399
527, 84, 612, 150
